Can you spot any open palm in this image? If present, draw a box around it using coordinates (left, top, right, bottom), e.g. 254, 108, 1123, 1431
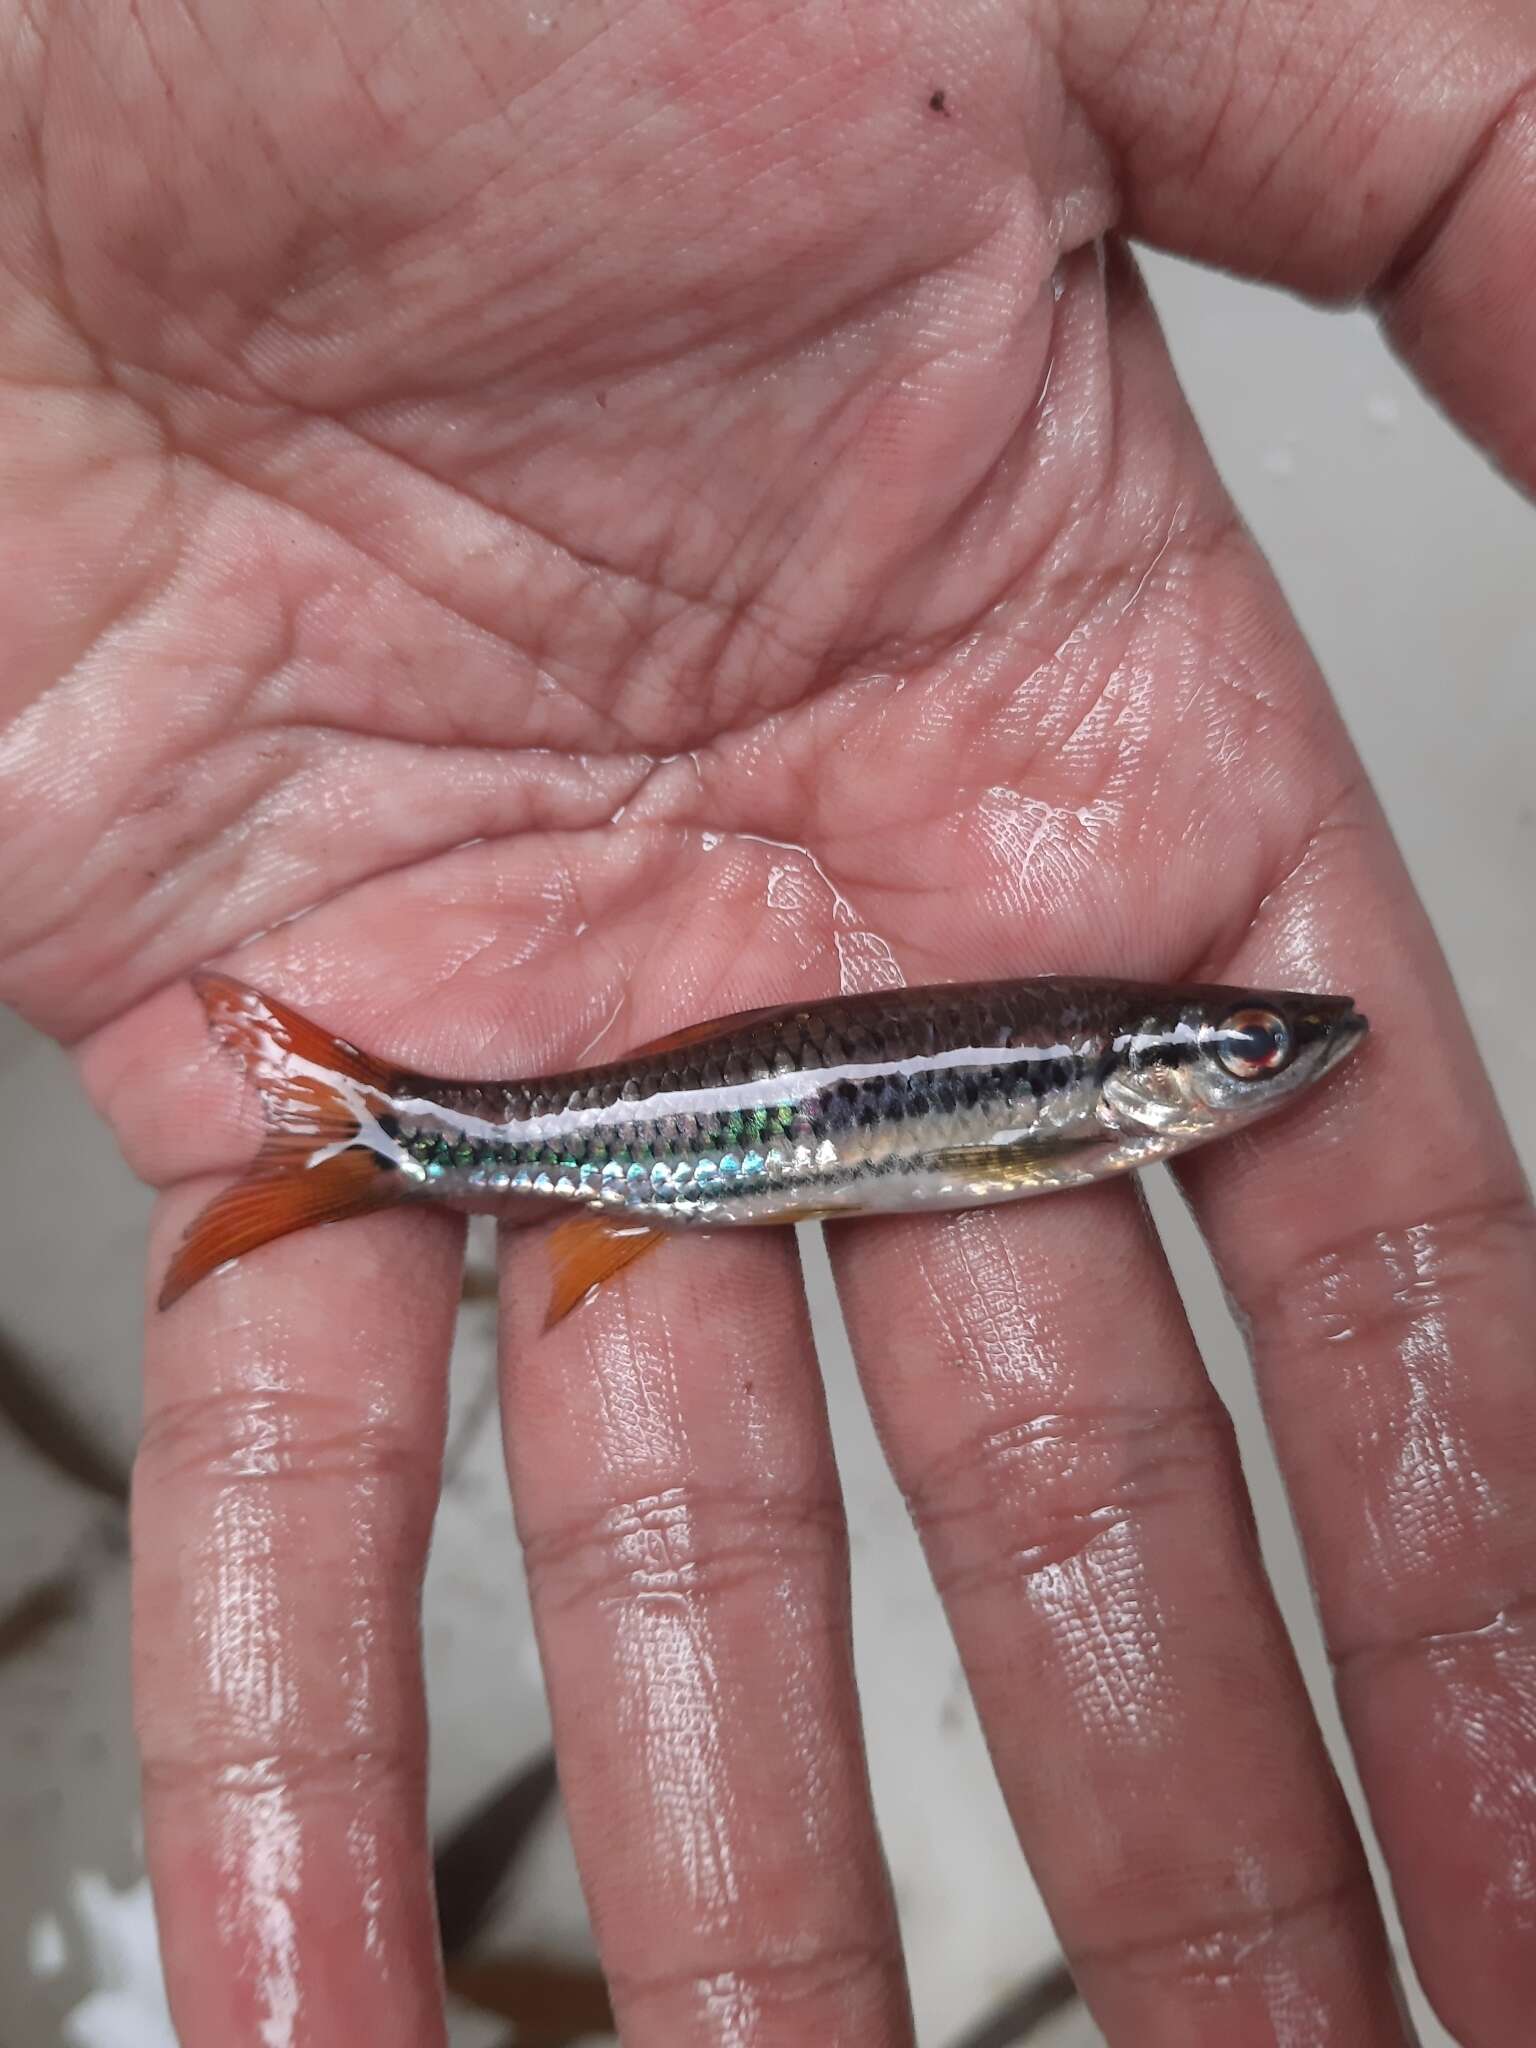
3, 3, 1534, 2042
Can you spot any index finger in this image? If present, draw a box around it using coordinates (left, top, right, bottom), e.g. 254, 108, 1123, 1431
90, 977, 466, 2047
1061, 0, 1536, 486
133, 1192, 464, 2047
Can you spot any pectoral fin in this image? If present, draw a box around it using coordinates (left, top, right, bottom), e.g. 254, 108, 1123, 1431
543, 1216, 667, 1329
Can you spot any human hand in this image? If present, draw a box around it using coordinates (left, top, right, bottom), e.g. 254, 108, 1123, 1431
3, 3, 1534, 2043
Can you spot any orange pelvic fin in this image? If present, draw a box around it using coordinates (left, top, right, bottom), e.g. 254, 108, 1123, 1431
158, 975, 408, 1310
543, 1215, 667, 1329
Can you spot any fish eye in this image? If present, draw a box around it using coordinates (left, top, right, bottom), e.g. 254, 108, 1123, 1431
1212, 1006, 1292, 1081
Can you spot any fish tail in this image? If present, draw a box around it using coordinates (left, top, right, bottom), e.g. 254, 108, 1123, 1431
158, 973, 408, 1310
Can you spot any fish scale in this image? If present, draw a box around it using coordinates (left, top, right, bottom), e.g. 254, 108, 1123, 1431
392, 985, 1088, 1223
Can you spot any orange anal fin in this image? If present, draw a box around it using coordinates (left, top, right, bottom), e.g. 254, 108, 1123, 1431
543, 1215, 667, 1330
158, 1150, 400, 1310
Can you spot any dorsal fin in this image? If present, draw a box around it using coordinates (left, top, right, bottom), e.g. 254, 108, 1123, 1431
624, 1000, 800, 1060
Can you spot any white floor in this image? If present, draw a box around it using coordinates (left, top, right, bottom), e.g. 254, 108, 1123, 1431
1, 248, 1532, 2047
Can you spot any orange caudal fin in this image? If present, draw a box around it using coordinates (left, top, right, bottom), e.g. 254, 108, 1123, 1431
157, 975, 407, 1310
543, 1215, 666, 1329
158, 1150, 399, 1309
189, 971, 401, 1133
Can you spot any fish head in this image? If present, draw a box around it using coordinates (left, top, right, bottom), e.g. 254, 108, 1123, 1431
1095, 986, 1368, 1144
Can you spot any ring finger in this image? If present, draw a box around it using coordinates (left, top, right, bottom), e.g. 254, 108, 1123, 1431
829, 1181, 1409, 2047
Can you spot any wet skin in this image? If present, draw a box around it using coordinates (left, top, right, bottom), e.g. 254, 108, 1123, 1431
3, 4, 1536, 2045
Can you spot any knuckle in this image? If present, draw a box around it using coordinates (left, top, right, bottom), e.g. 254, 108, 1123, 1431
135, 1386, 428, 1491
610, 1936, 900, 2021
1076, 1872, 1364, 1990
1331, 1587, 1536, 1679
906, 1397, 1228, 1598
521, 1480, 846, 1619
140, 1741, 420, 1799
1256, 1191, 1536, 1359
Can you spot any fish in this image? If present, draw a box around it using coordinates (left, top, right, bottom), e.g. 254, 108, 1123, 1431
159, 972, 1368, 1324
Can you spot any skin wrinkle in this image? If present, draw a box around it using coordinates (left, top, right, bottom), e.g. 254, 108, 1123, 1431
1372, 71, 1536, 304
304, 404, 835, 698
345, 1810, 389, 1964
611, 1939, 904, 2027
139, 1746, 419, 1793
1373, 1223, 1499, 1559
5, 734, 650, 1037
6, 256, 1286, 1048
948, 532, 1293, 867
616, 1564, 743, 1928
912, 1402, 1224, 1589
889, 1217, 1190, 1749
136, 1385, 422, 1487
9, 83, 1105, 782
1249, 1194, 1534, 1602
521, 1483, 846, 1621
547, 1314, 748, 1935
1023, 1516, 1176, 1747
155, 427, 695, 755
161, 315, 1043, 753
0, 425, 181, 720
1228, 1847, 1337, 2048
1072, 1871, 1366, 1984
1180, 785, 1371, 987
1334, 1594, 1536, 1675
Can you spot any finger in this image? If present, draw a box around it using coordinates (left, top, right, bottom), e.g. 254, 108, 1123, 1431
134, 1193, 463, 2047
1061, 0, 1536, 483
497, 1224, 912, 2047
1175, 793, 1536, 2048
829, 1185, 1410, 2047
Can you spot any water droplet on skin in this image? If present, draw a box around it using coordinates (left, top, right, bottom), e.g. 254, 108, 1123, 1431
726, 831, 907, 994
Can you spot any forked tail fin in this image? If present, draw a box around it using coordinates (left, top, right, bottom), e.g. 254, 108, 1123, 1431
158, 974, 407, 1310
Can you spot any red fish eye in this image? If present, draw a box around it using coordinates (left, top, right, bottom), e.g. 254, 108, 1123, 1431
1214, 1006, 1292, 1080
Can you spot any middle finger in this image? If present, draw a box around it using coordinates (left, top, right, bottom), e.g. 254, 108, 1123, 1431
498, 1223, 912, 2046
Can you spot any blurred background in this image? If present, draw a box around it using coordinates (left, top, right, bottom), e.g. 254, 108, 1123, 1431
2, 246, 1532, 2048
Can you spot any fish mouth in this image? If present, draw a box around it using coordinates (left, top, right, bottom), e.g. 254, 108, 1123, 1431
1293, 996, 1369, 1074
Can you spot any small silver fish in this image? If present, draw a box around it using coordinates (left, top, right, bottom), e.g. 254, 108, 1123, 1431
161, 974, 1367, 1322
